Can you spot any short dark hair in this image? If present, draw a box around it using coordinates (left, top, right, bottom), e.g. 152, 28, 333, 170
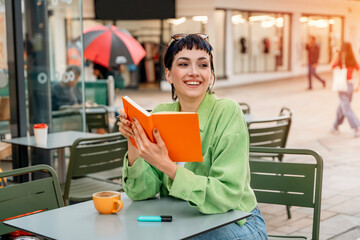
164, 34, 215, 100
66, 65, 81, 76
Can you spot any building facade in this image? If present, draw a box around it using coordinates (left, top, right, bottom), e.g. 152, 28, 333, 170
44, 0, 360, 89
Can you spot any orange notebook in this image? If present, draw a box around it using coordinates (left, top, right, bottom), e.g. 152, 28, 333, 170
122, 96, 203, 162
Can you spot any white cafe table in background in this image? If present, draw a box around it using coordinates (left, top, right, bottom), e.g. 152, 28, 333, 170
4, 193, 251, 240
2, 131, 99, 183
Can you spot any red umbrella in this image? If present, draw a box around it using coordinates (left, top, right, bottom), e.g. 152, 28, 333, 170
82, 25, 146, 68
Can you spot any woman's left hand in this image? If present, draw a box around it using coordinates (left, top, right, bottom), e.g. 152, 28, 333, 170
131, 118, 178, 180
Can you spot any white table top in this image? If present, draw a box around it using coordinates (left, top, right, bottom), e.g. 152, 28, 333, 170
4, 193, 251, 240
2, 131, 99, 150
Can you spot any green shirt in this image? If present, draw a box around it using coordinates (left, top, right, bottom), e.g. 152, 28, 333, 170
122, 93, 257, 224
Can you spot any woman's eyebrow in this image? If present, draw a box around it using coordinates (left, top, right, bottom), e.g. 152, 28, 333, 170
176, 57, 209, 61
176, 57, 190, 61
198, 57, 209, 61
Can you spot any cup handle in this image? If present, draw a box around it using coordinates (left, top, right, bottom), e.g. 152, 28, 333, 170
112, 200, 123, 213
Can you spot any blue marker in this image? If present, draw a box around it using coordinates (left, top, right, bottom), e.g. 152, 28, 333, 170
138, 215, 172, 222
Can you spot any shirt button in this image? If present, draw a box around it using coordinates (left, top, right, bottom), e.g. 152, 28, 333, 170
180, 192, 186, 198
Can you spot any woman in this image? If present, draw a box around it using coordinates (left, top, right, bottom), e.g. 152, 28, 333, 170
330, 42, 360, 137
118, 33, 268, 239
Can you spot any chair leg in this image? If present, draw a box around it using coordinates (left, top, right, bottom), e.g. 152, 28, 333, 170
286, 205, 291, 219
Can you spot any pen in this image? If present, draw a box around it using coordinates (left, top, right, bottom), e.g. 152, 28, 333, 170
138, 215, 172, 222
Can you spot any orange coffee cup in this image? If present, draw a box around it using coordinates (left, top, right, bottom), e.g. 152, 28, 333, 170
92, 191, 123, 214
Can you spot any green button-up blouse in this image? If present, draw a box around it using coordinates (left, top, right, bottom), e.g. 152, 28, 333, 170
122, 93, 257, 225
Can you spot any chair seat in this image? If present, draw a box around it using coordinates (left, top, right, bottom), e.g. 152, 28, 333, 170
269, 235, 308, 240
64, 177, 122, 202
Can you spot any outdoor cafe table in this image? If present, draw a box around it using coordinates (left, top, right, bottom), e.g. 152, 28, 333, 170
1, 130, 98, 183
4, 193, 251, 240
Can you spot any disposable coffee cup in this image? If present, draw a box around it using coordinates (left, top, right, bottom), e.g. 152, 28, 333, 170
33, 123, 48, 145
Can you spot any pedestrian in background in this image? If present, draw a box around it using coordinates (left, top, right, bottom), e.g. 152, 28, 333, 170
305, 35, 326, 90
330, 42, 360, 137
51, 65, 83, 111
93, 63, 111, 80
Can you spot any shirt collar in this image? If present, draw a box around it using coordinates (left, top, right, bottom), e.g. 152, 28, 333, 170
172, 93, 216, 131
197, 93, 216, 132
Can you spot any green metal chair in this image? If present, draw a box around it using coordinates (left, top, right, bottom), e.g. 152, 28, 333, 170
248, 108, 293, 218
247, 110, 292, 161
249, 147, 323, 240
62, 133, 126, 205
238, 102, 251, 114
279, 107, 293, 118
85, 105, 110, 133
0, 165, 64, 235
52, 108, 84, 132
87, 132, 127, 181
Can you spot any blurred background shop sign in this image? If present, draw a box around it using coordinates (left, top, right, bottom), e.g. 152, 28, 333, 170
94, 0, 175, 20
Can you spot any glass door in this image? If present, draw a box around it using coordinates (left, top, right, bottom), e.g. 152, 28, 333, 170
23, 0, 85, 134
3, 0, 84, 175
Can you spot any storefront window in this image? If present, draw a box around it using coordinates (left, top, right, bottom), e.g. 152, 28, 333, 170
232, 11, 290, 73
214, 10, 226, 79
300, 15, 343, 65
169, 17, 206, 36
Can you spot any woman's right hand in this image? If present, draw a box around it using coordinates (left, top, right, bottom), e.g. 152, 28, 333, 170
117, 109, 134, 139
117, 109, 139, 165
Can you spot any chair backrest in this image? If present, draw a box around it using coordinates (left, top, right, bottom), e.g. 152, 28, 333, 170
279, 107, 293, 118
249, 147, 323, 240
238, 102, 251, 114
85, 105, 110, 133
247, 115, 291, 148
0, 165, 64, 235
52, 108, 84, 132
278, 107, 293, 149
63, 133, 127, 201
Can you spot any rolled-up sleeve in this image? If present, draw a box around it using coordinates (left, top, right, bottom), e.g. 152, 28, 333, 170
122, 154, 163, 200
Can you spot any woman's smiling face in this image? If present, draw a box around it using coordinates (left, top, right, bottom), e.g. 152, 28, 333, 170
166, 48, 213, 103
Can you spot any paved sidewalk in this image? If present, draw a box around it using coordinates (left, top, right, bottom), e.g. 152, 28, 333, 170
117, 73, 360, 239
